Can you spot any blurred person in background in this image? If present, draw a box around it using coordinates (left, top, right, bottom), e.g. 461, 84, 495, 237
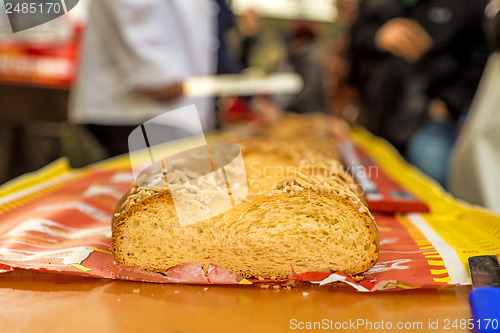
347, 0, 490, 186
284, 23, 329, 114
321, 0, 361, 140
219, 8, 286, 127
226, 8, 286, 74
216, 0, 242, 76
70, 0, 218, 158
327, 0, 359, 118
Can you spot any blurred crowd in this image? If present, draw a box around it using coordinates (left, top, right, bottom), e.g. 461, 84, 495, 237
2, 0, 500, 208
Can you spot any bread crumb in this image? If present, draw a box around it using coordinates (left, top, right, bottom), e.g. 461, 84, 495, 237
260, 284, 270, 289
352, 275, 364, 282
132, 289, 140, 294
302, 292, 309, 296
273, 285, 280, 290
203, 287, 208, 291
173, 290, 179, 294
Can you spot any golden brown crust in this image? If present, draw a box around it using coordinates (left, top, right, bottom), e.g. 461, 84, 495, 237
111, 113, 379, 278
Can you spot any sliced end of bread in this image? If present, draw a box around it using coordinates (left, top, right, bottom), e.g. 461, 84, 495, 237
112, 189, 379, 279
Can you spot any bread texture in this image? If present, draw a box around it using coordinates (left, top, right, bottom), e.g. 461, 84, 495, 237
111, 114, 379, 278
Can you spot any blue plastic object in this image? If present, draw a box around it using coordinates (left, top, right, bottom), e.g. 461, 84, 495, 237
469, 287, 500, 333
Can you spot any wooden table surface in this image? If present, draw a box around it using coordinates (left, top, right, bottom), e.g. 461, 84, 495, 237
0, 269, 473, 333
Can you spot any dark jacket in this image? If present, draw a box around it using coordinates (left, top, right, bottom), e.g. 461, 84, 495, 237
348, 0, 490, 143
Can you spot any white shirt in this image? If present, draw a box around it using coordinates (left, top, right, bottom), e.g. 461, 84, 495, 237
449, 53, 500, 213
70, 0, 218, 131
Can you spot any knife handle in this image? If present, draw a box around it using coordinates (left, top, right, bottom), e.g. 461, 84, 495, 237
469, 287, 500, 333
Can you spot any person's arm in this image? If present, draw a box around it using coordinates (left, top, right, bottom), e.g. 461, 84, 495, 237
350, 0, 433, 64
375, 18, 432, 63
346, 0, 403, 86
